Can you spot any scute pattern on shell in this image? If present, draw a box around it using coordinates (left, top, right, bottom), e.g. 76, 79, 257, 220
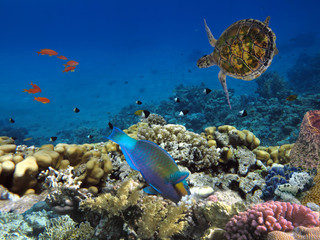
213, 18, 276, 80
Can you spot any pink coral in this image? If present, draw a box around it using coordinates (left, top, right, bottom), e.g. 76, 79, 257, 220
290, 110, 320, 169
225, 201, 320, 240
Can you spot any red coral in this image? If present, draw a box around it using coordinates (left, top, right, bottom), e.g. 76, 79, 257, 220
225, 201, 319, 240
290, 110, 320, 169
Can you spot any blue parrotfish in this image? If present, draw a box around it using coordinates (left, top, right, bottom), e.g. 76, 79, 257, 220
107, 127, 190, 203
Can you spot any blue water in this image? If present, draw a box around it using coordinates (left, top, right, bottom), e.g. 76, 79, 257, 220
0, 0, 319, 144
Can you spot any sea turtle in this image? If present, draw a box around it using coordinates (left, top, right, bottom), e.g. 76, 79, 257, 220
197, 17, 278, 109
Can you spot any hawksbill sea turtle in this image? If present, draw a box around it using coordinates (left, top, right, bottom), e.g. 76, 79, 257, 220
197, 16, 278, 109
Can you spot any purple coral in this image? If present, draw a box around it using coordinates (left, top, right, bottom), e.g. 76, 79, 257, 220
225, 201, 320, 240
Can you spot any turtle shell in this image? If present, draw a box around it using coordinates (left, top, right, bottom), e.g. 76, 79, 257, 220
212, 18, 277, 80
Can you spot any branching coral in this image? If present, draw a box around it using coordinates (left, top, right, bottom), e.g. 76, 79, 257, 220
38, 215, 94, 240
137, 196, 188, 239
79, 179, 141, 216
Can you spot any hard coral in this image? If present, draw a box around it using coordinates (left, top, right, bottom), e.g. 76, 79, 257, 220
267, 226, 320, 240
224, 201, 320, 240
290, 110, 320, 169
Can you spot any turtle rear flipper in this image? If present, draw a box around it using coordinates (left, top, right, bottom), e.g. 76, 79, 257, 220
204, 19, 217, 47
218, 70, 231, 109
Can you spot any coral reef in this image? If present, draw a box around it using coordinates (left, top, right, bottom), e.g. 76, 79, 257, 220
261, 165, 313, 203
290, 110, 320, 169
255, 71, 290, 99
302, 167, 320, 206
288, 53, 320, 93
38, 215, 94, 240
267, 226, 320, 240
225, 201, 320, 240
0, 141, 113, 196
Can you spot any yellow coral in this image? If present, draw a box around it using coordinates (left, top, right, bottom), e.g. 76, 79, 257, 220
302, 167, 320, 206
137, 196, 188, 239
79, 179, 141, 216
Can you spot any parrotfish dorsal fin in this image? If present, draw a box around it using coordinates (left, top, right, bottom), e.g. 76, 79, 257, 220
167, 171, 189, 184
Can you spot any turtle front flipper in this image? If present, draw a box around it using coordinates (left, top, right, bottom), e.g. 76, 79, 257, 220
204, 19, 217, 47
197, 53, 216, 68
218, 70, 232, 109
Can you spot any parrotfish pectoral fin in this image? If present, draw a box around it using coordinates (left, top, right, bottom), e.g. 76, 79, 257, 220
218, 70, 232, 109
143, 186, 160, 195
167, 171, 189, 184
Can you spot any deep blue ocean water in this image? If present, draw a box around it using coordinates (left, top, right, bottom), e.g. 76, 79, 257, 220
0, 0, 319, 144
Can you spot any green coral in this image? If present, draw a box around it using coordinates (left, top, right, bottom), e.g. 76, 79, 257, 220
79, 179, 141, 216
0, 212, 33, 239
38, 215, 94, 240
137, 196, 188, 239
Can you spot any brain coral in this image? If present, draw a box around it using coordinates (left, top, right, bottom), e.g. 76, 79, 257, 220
267, 226, 320, 240
290, 110, 320, 169
224, 201, 319, 240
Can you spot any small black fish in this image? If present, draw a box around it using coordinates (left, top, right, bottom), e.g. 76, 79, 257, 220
50, 136, 57, 142
238, 110, 247, 117
136, 100, 142, 105
87, 135, 93, 139
73, 107, 80, 113
179, 110, 189, 116
188, 69, 192, 73
174, 97, 180, 103
9, 118, 15, 123
108, 122, 113, 129
203, 88, 212, 95
124, 81, 128, 84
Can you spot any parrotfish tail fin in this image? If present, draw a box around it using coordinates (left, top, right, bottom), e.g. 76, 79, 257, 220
63, 64, 67, 67
34, 97, 37, 100
167, 171, 189, 184
107, 127, 139, 170
36, 51, 40, 55
30, 81, 33, 86
218, 70, 231, 109
143, 186, 160, 195
23, 89, 28, 92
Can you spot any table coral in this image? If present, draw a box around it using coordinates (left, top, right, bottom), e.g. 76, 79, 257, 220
224, 201, 320, 240
290, 110, 320, 169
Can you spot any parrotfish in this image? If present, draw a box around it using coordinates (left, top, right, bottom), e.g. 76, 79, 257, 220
107, 127, 190, 203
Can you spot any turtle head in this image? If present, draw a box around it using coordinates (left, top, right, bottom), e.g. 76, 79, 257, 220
197, 54, 216, 68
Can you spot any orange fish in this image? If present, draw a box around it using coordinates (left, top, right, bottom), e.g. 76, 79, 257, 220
36, 49, 58, 56
63, 66, 76, 72
57, 55, 67, 60
23, 88, 41, 94
34, 97, 50, 104
63, 60, 79, 67
30, 82, 41, 92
